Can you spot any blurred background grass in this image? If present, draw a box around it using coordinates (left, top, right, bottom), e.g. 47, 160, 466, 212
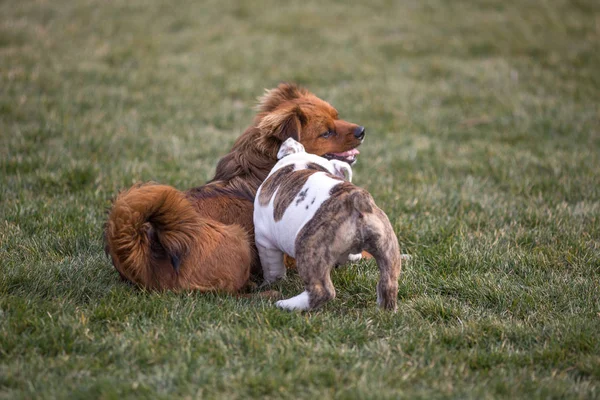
1, 0, 599, 398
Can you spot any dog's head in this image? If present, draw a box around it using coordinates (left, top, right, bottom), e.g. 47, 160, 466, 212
256, 83, 364, 165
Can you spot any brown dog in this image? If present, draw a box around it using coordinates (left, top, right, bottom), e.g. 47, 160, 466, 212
104, 83, 365, 292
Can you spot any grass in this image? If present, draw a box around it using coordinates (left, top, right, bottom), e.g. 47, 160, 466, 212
1, 0, 599, 398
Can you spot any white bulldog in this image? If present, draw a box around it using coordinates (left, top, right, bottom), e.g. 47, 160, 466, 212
254, 138, 403, 311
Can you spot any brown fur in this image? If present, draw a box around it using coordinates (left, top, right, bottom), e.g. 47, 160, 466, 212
104, 83, 363, 292
104, 184, 252, 291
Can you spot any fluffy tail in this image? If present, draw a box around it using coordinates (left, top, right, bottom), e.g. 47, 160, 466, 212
104, 183, 206, 290
105, 183, 253, 292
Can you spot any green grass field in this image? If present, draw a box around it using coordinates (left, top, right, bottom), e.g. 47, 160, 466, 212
1, 0, 599, 398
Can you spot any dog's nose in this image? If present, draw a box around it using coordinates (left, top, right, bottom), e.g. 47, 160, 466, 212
353, 126, 365, 140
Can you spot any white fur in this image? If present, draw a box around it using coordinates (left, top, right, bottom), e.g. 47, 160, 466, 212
257, 245, 286, 284
276, 291, 310, 311
277, 138, 306, 159
255, 172, 343, 257
254, 140, 353, 259
347, 253, 363, 263
330, 159, 352, 182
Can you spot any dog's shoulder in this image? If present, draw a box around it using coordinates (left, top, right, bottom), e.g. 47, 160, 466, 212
257, 160, 334, 207
257, 156, 351, 223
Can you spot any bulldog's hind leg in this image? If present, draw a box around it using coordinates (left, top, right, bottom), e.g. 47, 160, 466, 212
257, 244, 286, 284
276, 251, 337, 311
362, 208, 402, 311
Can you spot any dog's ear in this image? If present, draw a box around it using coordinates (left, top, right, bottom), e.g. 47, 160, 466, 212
331, 160, 353, 182
277, 138, 305, 159
258, 104, 308, 142
257, 83, 310, 113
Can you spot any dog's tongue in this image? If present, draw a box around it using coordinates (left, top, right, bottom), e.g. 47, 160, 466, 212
331, 149, 360, 157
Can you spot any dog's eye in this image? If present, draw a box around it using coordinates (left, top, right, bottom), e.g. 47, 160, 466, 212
321, 131, 334, 138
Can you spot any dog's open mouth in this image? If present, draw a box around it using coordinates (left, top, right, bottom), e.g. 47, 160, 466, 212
323, 149, 360, 165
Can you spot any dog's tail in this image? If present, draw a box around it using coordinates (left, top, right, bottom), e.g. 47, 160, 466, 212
104, 183, 252, 292
104, 183, 204, 289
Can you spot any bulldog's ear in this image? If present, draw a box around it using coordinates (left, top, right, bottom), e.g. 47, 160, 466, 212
258, 105, 308, 142
331, 160, 353, 182
277, 138, 305, 159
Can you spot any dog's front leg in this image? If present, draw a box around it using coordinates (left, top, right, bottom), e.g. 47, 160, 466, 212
257, 245, 286, 285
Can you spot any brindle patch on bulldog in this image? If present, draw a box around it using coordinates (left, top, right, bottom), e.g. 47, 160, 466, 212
295, 184, 369, 270
272, 169, 317, 221
327, 182, 374, 214
258, 164, 295, 207
295, 188, 309, 205
259, 161, 346, 223
293, 183, 401, 310
335, 185, 373, 214
370, 207, 401, 310
306, 162, 330, 173
273, 165, 348, 221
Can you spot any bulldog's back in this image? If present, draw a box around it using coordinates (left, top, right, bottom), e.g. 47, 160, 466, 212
254, 159, 346, 257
